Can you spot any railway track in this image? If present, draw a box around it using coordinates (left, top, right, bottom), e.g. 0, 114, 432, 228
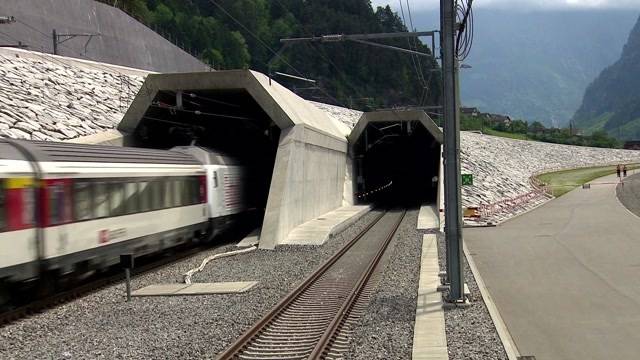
217, 209, 406, 360
0, 242, 220, 326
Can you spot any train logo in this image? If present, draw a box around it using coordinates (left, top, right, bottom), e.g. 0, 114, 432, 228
98, 230, 109, 244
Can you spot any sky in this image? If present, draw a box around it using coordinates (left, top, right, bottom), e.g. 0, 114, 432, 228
371, 0, 640, 10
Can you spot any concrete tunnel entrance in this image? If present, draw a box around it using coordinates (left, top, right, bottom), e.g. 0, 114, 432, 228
349, 111, 443, 207
117, 70, 351, 248
128, 88, 280, 214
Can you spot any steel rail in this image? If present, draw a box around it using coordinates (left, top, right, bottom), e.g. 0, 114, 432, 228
309, 210, 405, 359
217, 210, 406, 359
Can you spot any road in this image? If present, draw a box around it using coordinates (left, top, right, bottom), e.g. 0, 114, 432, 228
465, 173, 640, 360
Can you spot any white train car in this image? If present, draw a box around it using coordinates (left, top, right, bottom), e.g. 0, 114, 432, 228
171, 146, 247, 239
0, 140, 37, 281
3, 140, 210, 276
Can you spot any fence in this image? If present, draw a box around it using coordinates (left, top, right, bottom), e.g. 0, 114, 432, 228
474, 176, 551, 220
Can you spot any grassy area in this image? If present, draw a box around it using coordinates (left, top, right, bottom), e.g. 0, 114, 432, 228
483, 128, 532, 141
536, 164, 640, 197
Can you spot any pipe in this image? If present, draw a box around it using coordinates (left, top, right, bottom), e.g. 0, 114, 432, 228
183, 246, 256, 284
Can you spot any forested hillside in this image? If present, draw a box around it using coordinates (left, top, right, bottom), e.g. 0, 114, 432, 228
100, 0, 441, 109
573, 15, 640, 140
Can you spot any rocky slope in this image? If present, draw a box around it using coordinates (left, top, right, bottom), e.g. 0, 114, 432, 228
2, 48, 640, 225
573, 15, 640, 140
0, 49, 144, 141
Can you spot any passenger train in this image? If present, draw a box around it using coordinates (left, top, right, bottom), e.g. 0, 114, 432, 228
0, 139, 246, 286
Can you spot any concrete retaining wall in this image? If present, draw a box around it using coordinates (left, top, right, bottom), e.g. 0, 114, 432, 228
0, 0, 208, 72
260, 125, 347, 249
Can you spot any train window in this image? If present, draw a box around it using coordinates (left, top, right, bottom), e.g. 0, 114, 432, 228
22, 186, 35, 227
0, 179, 5, 231
94, 182, 109, 218
192, 177, 201, 205
163, 180, 173, 208
48, 182, 72, 225
180, 177, 191, 206
124, 182, 139, 214
173, 179, 183, 207
110, 182, 126, 216
151, 180, 163, 210
74, 181, 93, 221
139, 181, 151, 212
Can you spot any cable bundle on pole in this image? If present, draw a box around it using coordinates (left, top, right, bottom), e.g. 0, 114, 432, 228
455, 0, 474, 61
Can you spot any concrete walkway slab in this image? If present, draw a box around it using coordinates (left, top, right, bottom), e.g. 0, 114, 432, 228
281, 205, 370, 246
465, 173, 640, 360
236, 227, 261, 247
132, 281, 258, 297
412, 234, 448, 360
417, 204, 440, 230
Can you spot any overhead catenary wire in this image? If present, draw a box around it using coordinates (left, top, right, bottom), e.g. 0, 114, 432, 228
398, 0, 427, 89
8, 19, 140, 109
207, 0, 347, 108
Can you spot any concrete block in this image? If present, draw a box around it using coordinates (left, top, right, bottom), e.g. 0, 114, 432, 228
131, 281, 258, 297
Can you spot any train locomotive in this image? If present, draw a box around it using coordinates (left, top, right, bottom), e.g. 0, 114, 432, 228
0, 139, 246, 287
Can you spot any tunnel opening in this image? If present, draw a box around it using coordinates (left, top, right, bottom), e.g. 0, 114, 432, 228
131, 89, 281, 232
353, 120, 441, 207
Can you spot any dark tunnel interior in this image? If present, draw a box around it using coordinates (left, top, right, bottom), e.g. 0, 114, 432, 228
132, 89, 280, 215
353, 120, 441, 207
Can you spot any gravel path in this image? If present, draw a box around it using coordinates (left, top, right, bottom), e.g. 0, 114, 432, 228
346, 209, 421, 359
0, 211, 381, 359
437, 234, 508, 360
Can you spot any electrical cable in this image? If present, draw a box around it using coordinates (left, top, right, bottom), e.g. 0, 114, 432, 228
455, 0, 474, 61
207, 0, 347, 107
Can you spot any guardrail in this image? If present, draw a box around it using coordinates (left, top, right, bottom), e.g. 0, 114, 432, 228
477, 187, 550, 219
472, 162, 640, 222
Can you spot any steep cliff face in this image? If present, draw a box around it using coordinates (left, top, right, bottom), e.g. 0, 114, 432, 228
573, 16, 640, 140
0, 0, 207, 72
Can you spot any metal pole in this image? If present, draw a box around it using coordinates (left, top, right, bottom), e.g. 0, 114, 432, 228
52, 29, 58, 55
125, 268, 131, 302
441, 0, 464, 301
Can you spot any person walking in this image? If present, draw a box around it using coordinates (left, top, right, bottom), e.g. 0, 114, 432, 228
617, 164, 621, 178
623, 164, 628, 177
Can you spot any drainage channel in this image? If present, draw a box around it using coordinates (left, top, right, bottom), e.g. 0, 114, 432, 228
217, 209, 407, 360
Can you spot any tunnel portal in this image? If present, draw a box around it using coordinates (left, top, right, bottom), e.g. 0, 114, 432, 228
350, 111, 442, 207
131, 88, 280, 212
117, 70, 351, 249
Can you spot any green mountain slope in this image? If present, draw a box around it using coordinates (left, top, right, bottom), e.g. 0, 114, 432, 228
101, 0, 441, 110
573, 15, 640, 140
411, 9, 637, 127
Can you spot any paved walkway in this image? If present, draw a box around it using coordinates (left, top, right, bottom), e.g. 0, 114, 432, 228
413, 234, 448, 360
417, 204, 440, 230
281, 206, 370, 246
465, 174, 640, 360
413, 204, 448, 359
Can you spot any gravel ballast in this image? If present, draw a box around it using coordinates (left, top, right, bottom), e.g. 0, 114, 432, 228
437, 234, 509, 360
0, 211, 381, 359
346, 209, 422, 359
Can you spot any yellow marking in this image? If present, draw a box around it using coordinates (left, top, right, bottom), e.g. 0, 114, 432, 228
5, 178, 35, 189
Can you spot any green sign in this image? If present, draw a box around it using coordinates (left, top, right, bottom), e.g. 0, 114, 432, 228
462, 174, 473, 186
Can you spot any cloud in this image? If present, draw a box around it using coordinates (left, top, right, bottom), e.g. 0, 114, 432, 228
371, 0, 640, 10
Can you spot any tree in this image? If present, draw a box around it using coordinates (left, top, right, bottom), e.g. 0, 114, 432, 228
529, 121, 546, 134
